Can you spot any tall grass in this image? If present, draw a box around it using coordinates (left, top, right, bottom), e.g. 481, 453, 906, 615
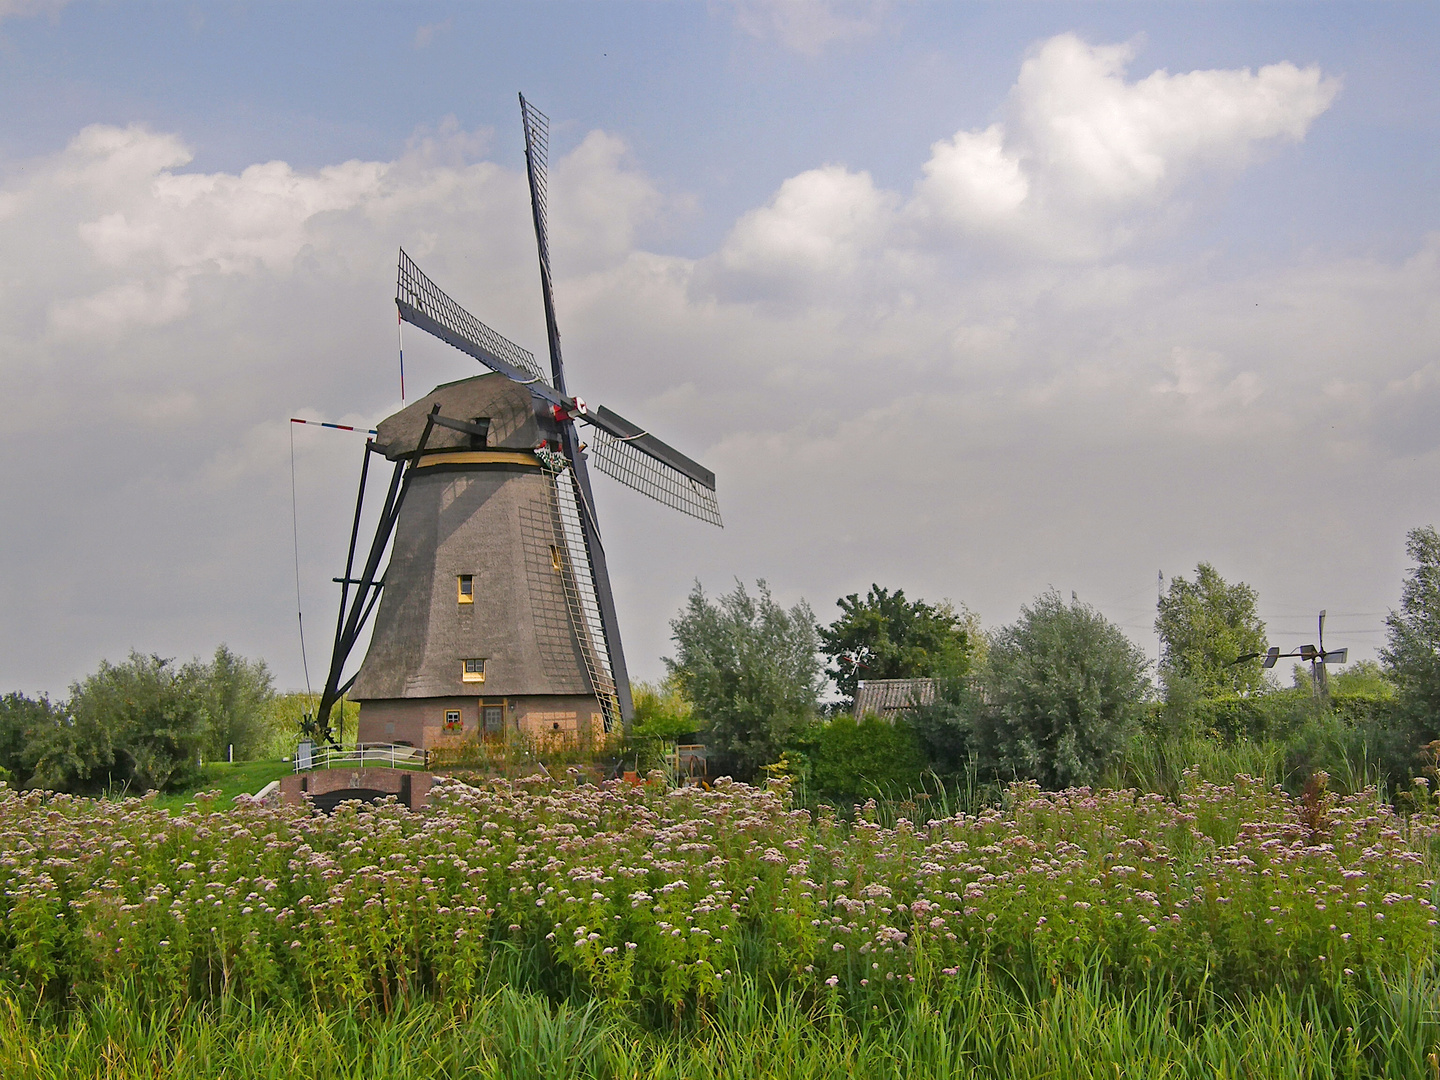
1115, 734, 1289, 797
3, 969, 1438, 1079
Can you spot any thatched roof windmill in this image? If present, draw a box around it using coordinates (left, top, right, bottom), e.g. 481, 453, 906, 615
312, 96, 721, 749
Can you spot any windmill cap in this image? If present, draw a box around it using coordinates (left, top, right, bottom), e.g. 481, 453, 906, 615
373, 373, 546, 460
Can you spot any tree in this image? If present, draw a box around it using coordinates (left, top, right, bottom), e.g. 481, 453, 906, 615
0, 692, 67, 787
820, 585, 978, 707
66, 652, 209, 793
666, 580, 822, 779
1381, 525, 1440, 750
987, 590, 1150, 789
0, 693, 39, 780
197, 645, 276, 761
1155, 563, 1268, 698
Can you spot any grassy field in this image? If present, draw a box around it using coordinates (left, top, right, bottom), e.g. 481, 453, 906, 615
4, 973, 1439, 1079
146, 759, 291, 812
3, 772, 1439, 1077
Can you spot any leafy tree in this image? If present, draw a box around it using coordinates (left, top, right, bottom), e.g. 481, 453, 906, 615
1381, 525, 1440, 751
820, 585, 978, 707
666, 580, 822, 779
0, 692, 67, 786
1156, 563, 1268, 698
198, 645, 275, 761
1330, 660, 1395, 699
67, 652, 210, 793
907, 676, 988, 776
987, 590, 1150, 789
19, 690, 117, 793
0, 693, 37, 780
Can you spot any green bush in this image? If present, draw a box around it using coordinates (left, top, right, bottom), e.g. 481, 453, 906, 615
630, 678, 695, 741
985, 591, 1150, 789
807, 714, 924, 802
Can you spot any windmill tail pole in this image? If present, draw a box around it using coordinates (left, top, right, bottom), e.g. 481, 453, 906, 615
290, 417, 378, 435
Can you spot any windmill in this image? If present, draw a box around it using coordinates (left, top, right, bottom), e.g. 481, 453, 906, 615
1234, 610, 1349, 695
310, 95, 721, 749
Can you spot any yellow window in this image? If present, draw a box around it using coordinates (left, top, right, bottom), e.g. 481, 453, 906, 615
461, 658, 486, 683
458, 574, 474, 604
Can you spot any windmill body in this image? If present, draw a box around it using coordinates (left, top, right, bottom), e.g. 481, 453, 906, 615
312, 96, 721, 749
348, 374, 608, 747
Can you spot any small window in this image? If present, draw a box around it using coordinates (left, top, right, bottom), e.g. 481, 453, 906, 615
461, 658, 486, 683
458, 575, 474, 604
443, 709, 462, 731
550, 545, 563, 572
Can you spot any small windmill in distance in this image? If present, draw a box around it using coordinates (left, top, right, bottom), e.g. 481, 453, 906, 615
1233, 609, 1349, 696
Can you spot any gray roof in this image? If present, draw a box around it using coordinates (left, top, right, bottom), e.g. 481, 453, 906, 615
373, 373, 543, 460
852, 678, 936, 719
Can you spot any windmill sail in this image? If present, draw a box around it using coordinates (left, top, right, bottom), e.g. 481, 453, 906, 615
397, 250, 551, 387
587, 421, 723, 526
519, 93, 631, 721
519, 96, 555, 304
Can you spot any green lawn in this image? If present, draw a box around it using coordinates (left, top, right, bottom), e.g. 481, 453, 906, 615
148, 759, 292, 812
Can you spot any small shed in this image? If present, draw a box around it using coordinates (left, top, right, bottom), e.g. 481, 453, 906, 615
852, 678, 937, 720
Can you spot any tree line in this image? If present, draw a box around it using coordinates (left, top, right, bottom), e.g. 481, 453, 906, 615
646, 525, 1440, 805
0, 647, 277, 793
8, 526, 1440, 804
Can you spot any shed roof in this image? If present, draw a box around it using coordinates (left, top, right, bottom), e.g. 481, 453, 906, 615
852, 678, 936, 720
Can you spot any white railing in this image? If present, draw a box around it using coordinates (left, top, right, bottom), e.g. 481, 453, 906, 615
294, 741, 430, 772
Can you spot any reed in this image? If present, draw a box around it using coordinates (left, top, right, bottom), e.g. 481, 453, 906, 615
2, 969, 1438, 1079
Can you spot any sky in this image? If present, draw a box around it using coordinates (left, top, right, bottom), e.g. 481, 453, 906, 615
1, 0, 1437, 697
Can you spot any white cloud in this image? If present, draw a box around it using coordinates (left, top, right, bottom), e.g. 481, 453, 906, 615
700, 34, 1342, 307
0, 119, 658, 345
910, 34, 1340, 256
727, 0, 890, 56
916, 124, 1030, 232
1010, 35, 1338, 201
707, 165, 898, 299
551, 131, 663, 272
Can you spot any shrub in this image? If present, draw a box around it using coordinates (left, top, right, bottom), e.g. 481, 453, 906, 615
65, 652, 209, 793
199, 645, 276, 761
807, 714, 924, 802
985, 590, 1150, 789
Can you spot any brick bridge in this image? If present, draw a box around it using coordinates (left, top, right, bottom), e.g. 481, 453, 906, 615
279, 768, 436, 812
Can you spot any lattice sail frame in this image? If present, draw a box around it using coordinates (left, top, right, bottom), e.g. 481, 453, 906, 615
519, 97, 555, 292
537, 453, 622, 732
397, 250, 551, 387
587, 425, 723, 526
